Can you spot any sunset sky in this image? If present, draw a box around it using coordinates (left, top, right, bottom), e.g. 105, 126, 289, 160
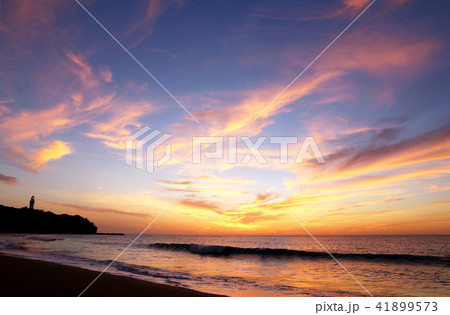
0, 0, 449, 234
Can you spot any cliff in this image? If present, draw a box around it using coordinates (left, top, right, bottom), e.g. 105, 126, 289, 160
0, 205, 98, 234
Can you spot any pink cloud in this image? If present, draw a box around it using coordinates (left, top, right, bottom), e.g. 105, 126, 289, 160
0, 172, 18, 186
0, 104, 72, 143
316, 32, 441, 76
0, 104, 12, 116
65, 51, 101, 89
251, 0, 411, 22
99, 66, 113, 83
83, 100, 154, 149
0, 0, 61, 51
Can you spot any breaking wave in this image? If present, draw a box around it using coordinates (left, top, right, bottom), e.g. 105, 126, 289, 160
28, 236, 62, 242
148, 243, 450, 266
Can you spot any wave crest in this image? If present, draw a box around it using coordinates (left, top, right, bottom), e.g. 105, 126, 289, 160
148, 243, 450, 266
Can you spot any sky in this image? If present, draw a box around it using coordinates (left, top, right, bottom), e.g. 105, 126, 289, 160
0, 0, 449, 234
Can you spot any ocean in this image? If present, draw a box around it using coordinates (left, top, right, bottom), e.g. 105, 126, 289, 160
0, 234, 448, 296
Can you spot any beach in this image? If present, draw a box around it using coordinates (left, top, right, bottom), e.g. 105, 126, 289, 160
0, 253, 218, 297
0, 234, 448, 296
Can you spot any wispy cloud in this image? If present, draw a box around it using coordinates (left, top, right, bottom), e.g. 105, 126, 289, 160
426, 184, 450, 193
323, 124, 450, 178
0, 45, 156, 171
32, 141, 72, 168
251, 0, 411, 21
425, 200, 450, 206
46, 201, 150, 219
179, 198, 221, 214
0, 172, 18, 186
83, 100, 154, 150
124, 0, 184, 47
148, 47, 178, 59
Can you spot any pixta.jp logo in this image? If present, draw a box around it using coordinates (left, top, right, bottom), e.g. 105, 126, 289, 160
126, 126, 172, 174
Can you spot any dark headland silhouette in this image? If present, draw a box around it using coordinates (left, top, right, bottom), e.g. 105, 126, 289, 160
0, 204, 98, 234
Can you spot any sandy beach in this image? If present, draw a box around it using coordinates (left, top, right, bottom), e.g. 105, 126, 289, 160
0, 253, 219, 297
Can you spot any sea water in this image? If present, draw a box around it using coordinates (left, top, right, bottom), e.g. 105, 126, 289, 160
0, 234, 448, 296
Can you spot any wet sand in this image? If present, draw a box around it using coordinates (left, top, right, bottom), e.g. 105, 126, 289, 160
0, 253, 219, 297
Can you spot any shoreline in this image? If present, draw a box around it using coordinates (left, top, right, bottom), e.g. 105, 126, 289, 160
0, 253, 221, 297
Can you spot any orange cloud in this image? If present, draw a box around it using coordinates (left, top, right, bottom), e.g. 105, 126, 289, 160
0, 19, 158, 171
0, 93, 120, 172
189, 71, 341, 139
179, 197, 284, 228
427, 183, 450, 193
425, 200, 450, 206
179, 198, 221, 214
32, 141, 72, 168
